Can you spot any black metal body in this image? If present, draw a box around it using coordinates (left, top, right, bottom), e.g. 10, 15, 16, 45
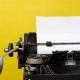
24, 74, 80, 80
4, 32, 80, 80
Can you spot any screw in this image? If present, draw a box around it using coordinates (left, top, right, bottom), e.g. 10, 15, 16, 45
19, 37, 22, 41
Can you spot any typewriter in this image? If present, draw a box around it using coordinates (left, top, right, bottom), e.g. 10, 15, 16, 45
0, 32, 80, 80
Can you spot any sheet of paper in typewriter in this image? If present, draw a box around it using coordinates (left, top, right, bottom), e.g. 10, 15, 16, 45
36, 16, 80, 54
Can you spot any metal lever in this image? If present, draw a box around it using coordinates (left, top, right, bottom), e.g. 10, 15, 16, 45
0, 46, 19, 74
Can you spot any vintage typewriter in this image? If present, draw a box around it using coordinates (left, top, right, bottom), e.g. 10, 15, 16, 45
0, 32, 80, 80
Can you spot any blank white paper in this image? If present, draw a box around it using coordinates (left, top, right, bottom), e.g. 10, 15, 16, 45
36, 16, 80, 54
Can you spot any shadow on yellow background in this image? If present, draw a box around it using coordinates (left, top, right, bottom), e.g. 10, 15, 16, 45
0, 0, 80, 80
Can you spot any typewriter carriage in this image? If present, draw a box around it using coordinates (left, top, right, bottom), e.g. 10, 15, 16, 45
1, 32, 80, 80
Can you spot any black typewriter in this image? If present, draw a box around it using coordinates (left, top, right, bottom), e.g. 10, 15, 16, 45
0, 32, 80, 80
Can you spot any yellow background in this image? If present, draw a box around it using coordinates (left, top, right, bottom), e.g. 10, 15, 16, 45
0, 0, 80, 80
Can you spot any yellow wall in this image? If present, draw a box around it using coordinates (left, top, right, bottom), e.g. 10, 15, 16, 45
0, 0, 80, 80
